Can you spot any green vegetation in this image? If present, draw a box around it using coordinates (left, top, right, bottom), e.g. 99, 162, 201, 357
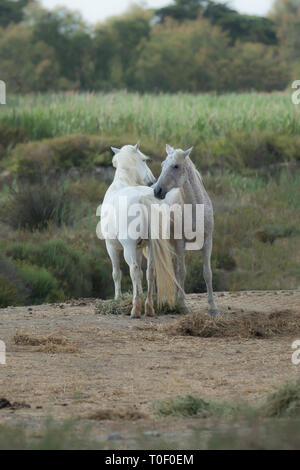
0, 239, 114, 306
264, 378, 300, 417
1, 180, 79, 230
0, 252, 28, 307
0, 0, 299, 93
154, 377, 300, 419
18, 264, 60, 304
0, 91, 299, 307
0, 418, 100, 450
8, 135, 114, 178
1, 92, 300, 146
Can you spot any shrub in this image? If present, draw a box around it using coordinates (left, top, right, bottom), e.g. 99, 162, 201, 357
1, 180, 79, 231
10, 135, 114, 179
18, 264, 63, 305
66, 178, 109, 205
264, 378, 300, 418
154, 395, 211, 417
256, 225, 300, 244
0, 274, 22, 308
0, 252, 28, 307
0, 124, 27, 155
193, 132, 300, 172
4, 239, 113, 301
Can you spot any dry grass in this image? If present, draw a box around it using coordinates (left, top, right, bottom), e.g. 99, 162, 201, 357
264, 377, 300, 417
95, 295, 133, 316
161, 309, 300, 339
13, 333, 78, 353
95, 294, 183, 316
87, 408, 147, 421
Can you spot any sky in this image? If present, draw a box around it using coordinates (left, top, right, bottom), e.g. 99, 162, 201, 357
40, 0, 275, 24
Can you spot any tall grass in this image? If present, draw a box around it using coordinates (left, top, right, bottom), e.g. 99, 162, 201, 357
1, 91, 300, 144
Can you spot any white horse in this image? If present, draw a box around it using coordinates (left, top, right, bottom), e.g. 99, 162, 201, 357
99, 144, 178, 318
154, 145, 219, 317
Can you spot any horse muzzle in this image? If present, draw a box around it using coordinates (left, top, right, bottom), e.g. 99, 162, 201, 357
154, 186, 166, 199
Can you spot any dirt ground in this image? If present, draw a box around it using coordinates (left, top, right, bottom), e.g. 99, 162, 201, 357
0, 290, 300, 447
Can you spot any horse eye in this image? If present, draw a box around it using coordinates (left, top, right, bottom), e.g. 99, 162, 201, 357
173, 165, 179, 170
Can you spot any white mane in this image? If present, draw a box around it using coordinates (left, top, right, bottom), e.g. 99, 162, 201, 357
186, 156, 204, 186
113, 146, 149, 186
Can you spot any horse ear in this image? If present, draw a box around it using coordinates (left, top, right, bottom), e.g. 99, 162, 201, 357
134, 142, 140, 151
166, 144, 174, 155
111, 147, 120, 155
184, 147, 193, 158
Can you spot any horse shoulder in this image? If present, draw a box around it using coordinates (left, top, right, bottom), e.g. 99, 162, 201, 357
165, 188, 183, 206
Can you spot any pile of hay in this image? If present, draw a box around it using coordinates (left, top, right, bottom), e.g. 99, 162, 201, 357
163, 309, 300, 338
95, 293, 182, 316
13, 333, 78, 353
87, 408, 146, 421
95, 294, 133, 316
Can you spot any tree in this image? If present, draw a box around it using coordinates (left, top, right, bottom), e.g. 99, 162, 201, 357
226, 42, 290, 91
134, 17, 230, 93
25, 4, 94, 90
0, 0, 32, 27
0, 24, 60, 92
269, 0, 300, 75
155, 1, 277, 45
155, 0, 205, 22
93, 6, 151, 90
204, 2, 277, 45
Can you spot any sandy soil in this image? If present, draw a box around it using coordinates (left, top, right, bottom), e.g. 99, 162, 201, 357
0, 290, 299, 447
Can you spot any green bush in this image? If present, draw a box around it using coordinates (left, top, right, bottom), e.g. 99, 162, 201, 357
154, 395, 211, 417
0, 252, 28, 307
0, 274, 22, 308
4, 239, 113, 301
0, 124, 27, 157
5, 128, 300, 179
256, 225, 300, 244
18, 264, 63, 305
66, 178, 109, 205
9, 135, 115, 178
1, 180, 80, 231
192, 132, 300, 172
264, 378, 300, 418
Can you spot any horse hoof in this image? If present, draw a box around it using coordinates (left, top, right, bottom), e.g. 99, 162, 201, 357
145, 311, 155, 318
209, 308, 219, 318
145, 302, 155, 317
130, 313, 141, 319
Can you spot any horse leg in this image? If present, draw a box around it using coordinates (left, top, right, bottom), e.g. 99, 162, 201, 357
145, 247, 155, 317
123, 243, 143, 318
174, 239, 189, 313
202, 235, 219, 317
106, 240, 122, 300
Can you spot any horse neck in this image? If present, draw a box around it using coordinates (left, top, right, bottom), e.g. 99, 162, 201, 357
182, 158, 205, 205
114, 167, 139, 187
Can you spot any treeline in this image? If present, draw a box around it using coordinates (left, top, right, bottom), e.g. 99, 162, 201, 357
0, 0, 299, 93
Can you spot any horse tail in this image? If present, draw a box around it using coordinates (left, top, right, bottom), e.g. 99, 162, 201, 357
141, 195, 180, 309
